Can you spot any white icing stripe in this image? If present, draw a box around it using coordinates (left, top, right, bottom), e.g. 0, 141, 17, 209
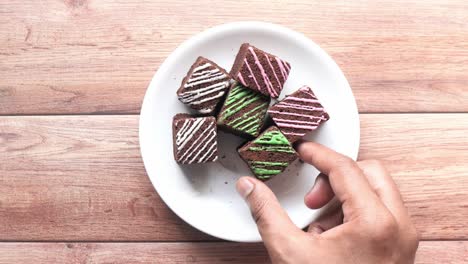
179, 82, 229, 102
192, 69, 219, 77
176, 118, 205, 150
202, 145, 218, 163
187, 71, 222, 83
179, 127, 211, 161
198, 136, 218, 163
176, 118, 191, 137
179, 86, 225, 103
176, 119, 199, 148
179, 60, 230, 111
189, 91, 225, 105
198, 108, 211, 114
184, 73, 228, 88
187, 131, 217, 164
185, 62, 224, 86
180, 81, 229, 96
192, 63, 212, 72
179, 125, 213, 162
176, 119, 200, 144
176, 119, 194, 142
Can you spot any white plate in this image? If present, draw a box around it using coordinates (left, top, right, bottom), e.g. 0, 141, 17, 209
139, 22, 359, 242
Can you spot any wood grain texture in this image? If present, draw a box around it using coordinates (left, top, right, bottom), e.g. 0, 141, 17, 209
0, 116, 211, 241
1, 0, 468, 114
0, 241, 466, 264
1, 114, 467, 241
359, 114, 468, 239
416, 241, 468, 264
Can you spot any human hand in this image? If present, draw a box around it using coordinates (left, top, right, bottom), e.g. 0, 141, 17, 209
236, 141, 419, 264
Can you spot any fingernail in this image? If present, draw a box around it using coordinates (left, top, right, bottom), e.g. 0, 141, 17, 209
236, 177, 255, 199
309, 224, 325, 235
306, 176, 321, 196
293, 139, 306, 150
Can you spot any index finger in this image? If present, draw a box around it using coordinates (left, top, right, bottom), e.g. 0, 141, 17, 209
296, 141, 380, 214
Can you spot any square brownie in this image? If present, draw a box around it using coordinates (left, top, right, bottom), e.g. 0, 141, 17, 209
268, 86, 329, 143
177, 57, 231, 115
172, 114, 218, 164
238, 126, 298, 181
217, 82, 270, 138
230, 43, 291, 99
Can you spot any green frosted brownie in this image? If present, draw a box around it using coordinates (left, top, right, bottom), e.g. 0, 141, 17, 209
238, 126, 298, 181
217, 82, 270, 138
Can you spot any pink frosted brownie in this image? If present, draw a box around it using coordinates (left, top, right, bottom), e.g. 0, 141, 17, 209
268, 86, 329, 143
230, 43, 291, 99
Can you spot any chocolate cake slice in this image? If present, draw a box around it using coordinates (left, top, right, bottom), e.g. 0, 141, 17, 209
172, 114, 218, 164
230, 43, 291, 99
177, 57, 231, 115
217, 82, 270, 138
238, 126, 298, 181
268, 86, 329, 143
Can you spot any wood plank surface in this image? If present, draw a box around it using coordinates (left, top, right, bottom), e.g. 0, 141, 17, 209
0, 241, 466, 264
1, 0, 468, 114
1, 114, 467, 241
0, 115, 211, 241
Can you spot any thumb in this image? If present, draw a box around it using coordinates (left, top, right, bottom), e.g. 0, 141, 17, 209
236, 177, 299, 241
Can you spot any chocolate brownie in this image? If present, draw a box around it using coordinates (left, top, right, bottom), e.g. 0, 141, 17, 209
268, 86, 329, 143
238, 126, 298, 181
177, 57, 231, 115
217, 82, 270, 138
230, 43, 291, 99
172, 114, 218, 164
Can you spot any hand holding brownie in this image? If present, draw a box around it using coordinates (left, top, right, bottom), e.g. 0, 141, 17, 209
236, 141, 419, 264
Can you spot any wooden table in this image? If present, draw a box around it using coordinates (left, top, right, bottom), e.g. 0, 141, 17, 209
1, 1, 467, 263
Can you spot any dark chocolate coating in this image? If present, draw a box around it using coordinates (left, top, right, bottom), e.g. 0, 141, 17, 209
177, 57, 231, 115
172, 114, 218, 164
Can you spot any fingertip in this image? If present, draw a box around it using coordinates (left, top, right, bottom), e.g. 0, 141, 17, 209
293, 139, 306, 148
294, 141, 323, 162
236, 176, 255, 199
304, 174, 335, 209
293, 139, 309, 153
236, 176, 298, 241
